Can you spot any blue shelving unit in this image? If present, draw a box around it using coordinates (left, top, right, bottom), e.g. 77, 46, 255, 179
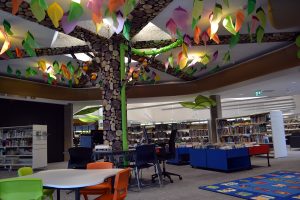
167, 147, 192, 165
190, 148, 251, 172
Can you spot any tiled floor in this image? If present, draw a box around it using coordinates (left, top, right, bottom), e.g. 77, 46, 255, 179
1, 150, 300, 200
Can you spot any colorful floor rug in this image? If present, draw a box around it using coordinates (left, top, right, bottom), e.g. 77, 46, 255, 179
200, 171, 300, 200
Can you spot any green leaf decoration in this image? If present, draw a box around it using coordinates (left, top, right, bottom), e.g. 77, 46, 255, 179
22, 40, 36, 57
5, 50, 14, 59
223, 50, 231, 62
223, 0, 229, 7
47, 73, 55, 85
78, 114, 101, 123
256, 7, 266, 28
3, 20, 13, 35
229, 32, 240, 48
201, 54, 210, 65
74, 106, 101, 116
256, 25, 264, 43
25, 31, 38, 48
53, 61, 60, 74
68, 80, 73, 88
123, 20, 131, 40
223, 15, 236, 35
67, 61, 75, 75
180, 95, 216, 110
25, 67, 38, 77
68, 2, 84, 22
7, 65, 13, 74
296, 35, 300, 47
192, 0, 203, 19
30, 0, 46, 22
168, 54, 174, 68
247, 0, 256, 15
124, 0, 134, 17
39, 0, 48, 9
179, 102, 197, 109
16, 69, 22, 78
192, 17, 199, 30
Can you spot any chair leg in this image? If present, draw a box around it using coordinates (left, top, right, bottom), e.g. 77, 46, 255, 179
155, 164, 162, 187
134, 167, 141, 190
83, 194, 88, 200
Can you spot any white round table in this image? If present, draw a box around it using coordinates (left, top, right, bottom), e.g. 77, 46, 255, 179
23, 169, 122, 200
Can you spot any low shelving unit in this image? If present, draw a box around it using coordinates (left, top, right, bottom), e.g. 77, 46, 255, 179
0, 125, 48, 170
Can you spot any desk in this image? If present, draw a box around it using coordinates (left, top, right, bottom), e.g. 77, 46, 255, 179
23, 169, 121, 200
248, 145, 271, 167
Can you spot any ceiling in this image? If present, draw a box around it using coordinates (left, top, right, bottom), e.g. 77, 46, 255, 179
0, 0, 299, 98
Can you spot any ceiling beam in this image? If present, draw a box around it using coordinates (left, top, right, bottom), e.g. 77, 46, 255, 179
132, 32, 299, 49
0, 1, 108, 47
128, 0, 173, 37
127, 43, 300, 98
0, 45, 91, 60
0, 76, 102, 101
131, 54, 195, 81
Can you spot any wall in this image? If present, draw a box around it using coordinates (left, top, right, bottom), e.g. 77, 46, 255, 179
0, 98, 65, 163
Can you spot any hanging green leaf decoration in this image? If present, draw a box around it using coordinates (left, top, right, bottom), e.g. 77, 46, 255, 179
247, 0, 256, 15
192, 0, 203, 30
229, 32, 240, 48
78, 114, 101, 123
256, 25, 264, 43
16, 69, 22, 78
124, 0, 135, 17
53, 60, 60, 74
256, 7, 266, 28
7, 65, 13, 74
25, 67, 37, 77
47, 73, 55, 85
296, 35, 300, 47
123, 20, 131, 40
67, 61, 75, 75
223, 15, 237, 35
5, 50, 14, 59
68, 1, 84, 22
25, 31, 38, 48
3, 20, 13, 36
38, 0, 48, 9
223, 0, 229, 7
223, 50, 231, 62
22, 40, 36, 57
30, 0, 46, 22
180, 95, 216, 110
68, 80, 73, 88
74, 106, 101, 116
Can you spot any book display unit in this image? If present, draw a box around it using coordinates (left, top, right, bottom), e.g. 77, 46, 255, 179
0, 125, 47, 170
216, 111, 287, 158
128, 121, 209, 145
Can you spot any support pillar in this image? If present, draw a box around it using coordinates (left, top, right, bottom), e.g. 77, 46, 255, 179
209, 95, 222, 143
94, 36, 124, 151
64, 103, 73, 161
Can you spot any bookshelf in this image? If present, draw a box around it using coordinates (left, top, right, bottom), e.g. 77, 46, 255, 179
0, 125, 48, 170
216, 111, 287, 158
127, 121, 209, 145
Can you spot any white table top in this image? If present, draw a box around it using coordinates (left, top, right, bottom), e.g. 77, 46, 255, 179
22, 169, 122, 189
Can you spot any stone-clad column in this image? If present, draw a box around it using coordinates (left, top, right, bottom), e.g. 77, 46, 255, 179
93, 36, 123, 151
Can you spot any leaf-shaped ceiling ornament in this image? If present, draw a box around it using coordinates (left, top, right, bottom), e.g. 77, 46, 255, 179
68, 1, 84, 22
30, 0, 46, 22
12, 0, 24, 15
0, 29, 11, 56
179, 95, 216, 110
47, 2, 64, 28
74, 106, 101, 116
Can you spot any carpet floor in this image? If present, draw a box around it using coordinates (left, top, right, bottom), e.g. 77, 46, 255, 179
0, 150, 299, 200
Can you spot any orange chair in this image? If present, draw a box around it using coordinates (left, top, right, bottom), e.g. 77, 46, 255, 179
95, 168, 131, 200
80, 162, 114, 200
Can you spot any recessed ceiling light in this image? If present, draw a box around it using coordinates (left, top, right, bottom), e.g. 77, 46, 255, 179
292, 82, 297, 84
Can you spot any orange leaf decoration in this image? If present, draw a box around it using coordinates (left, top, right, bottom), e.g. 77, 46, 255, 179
194, 26, 201, 45
235, 10, 245, 32
207, 27, 220, 44
92, 12, 102, 24
12, 0, 23, 15
61, 64, 71, 80
15, 47, 23, 58
108, 0, 125, 13
177, 51, 183, 65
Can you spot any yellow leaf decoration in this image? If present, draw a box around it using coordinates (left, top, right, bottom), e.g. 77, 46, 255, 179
182, 43, 188, 58
37, 60, 47, 72
47, 2, 64, 28
0, 29, 11, 55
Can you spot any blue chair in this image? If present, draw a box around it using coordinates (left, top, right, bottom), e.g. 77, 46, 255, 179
133, 144, 162, 190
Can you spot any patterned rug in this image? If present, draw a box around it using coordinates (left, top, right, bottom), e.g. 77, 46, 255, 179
200, 171, 300, 200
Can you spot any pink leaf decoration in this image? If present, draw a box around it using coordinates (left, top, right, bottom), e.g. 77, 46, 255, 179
201, 31, 209, 46
86, 0, 103, 14
251, 16, 259, 34
183, 34, 192, 47
164, 61, 169, 71
166, 18, 177, 35
61, 14, 78, 34
115, 11, 125, 34
172, 6, 189, 30
212, 50, 218, 62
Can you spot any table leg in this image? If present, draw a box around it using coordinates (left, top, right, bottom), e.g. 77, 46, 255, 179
267, 153, 271, 167
56, 189, 60, 200
75, 189, 80, 200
